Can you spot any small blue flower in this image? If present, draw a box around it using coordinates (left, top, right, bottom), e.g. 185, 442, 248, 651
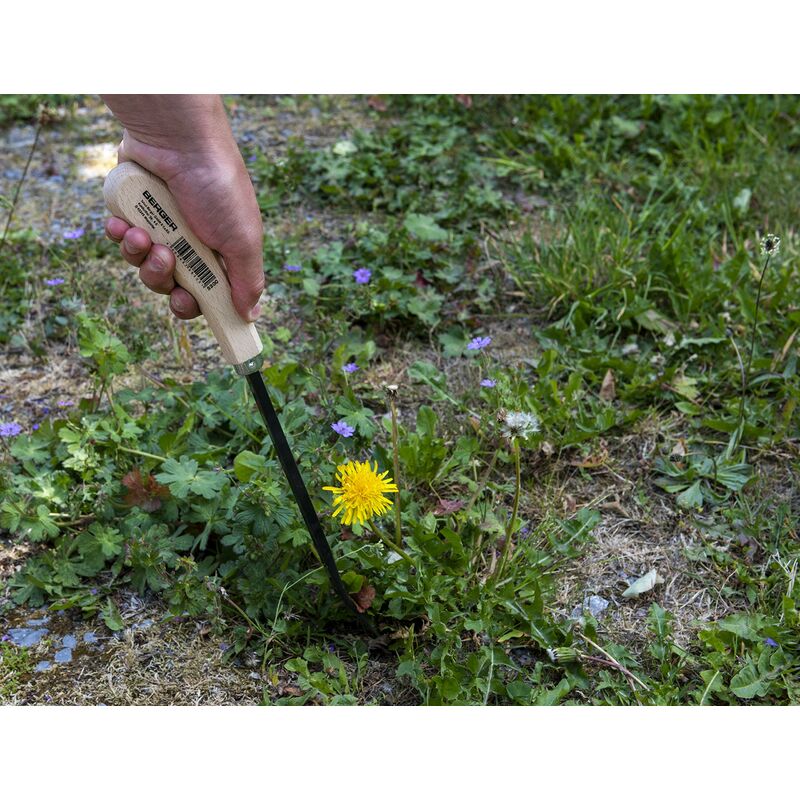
343, 363, 359, 374
353, 267, 372, 284
32, 423, 39, 431
331, 420, 355, 437
0, 422, 22, 437
480, 378, 496, 388
284, 264, 302, 272
764, 637, 778, 648
57, 400, 74, 407
63, 228, 84, 240
467, 336, 491, 351
45, 277, 65, 286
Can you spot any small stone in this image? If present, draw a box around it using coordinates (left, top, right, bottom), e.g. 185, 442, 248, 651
35, 661, 52, 672
62, 634, 77, 649
8, 627, 48, 647
570, 595, 610, 619
83, 632, 99, 644
54, 648, 73, 664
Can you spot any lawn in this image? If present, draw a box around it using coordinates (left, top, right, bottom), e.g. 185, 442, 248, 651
1, 94, 798, 705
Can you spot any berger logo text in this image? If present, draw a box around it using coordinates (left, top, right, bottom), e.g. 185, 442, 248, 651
143, 190, 178, 232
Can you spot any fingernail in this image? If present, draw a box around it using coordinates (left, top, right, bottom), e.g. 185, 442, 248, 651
150, 255, 164, 271
247, 304, 261, 322
125, 240, 143, 255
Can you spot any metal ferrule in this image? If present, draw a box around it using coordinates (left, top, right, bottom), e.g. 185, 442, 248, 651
233, 353, 264, 376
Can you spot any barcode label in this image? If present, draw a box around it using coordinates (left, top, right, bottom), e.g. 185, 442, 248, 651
170, 236, 219, 291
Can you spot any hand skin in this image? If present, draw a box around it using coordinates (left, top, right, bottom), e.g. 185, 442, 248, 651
101, 95, 264, 322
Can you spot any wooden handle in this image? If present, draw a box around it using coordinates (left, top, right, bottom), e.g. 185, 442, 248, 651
103, 162, 263, 370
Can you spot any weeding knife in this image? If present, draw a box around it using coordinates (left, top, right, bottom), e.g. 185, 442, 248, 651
104, 161, 361, 617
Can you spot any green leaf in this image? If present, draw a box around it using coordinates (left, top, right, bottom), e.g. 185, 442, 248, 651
157, 456, 227, 499
404, 213, 448, 242
233, 450, 267, 482
101, 599, 124, 631
676, 480, 704, 509
729, 663, 770, 699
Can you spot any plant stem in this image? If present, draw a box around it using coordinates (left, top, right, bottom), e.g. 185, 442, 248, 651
735, 252, 772, 448
495, 437, 521, 582
576, 631, 649, 692
0, 107, 44, 254
117, 445, 167, 462
389, 394, 403, 546
367, 519, 414, 565
465, 448, 499, 517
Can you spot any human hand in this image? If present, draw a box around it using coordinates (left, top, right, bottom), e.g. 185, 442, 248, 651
102, 95, 264, 323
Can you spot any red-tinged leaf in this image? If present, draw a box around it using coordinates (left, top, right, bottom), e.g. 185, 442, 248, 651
434, 498, 465, 515
414, 269, 432, 288
367, 95, 387, 112
352, 583, 376, 613
455, 95, 472, 108
122, 468, 170, 511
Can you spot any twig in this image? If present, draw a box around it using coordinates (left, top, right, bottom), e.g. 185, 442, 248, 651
0, 107, 46, 254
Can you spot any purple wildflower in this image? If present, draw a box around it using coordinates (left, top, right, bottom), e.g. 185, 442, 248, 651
467, 336, 492, 351
331, 420, 355, 438
248, 154, 257, 162
90, 588, 99, 596
353, 267, 372, 284
57, 400, 74, 407
45, 277, 65, 286
480, 378, 496, 388
63, 228, 84, 240
1, 634, 10, 642
32, 423, 40, 431
0, 422, 22, 437
219, 643, 230, 652
283, 264, 302, 272
765, 637, 778, 648
343, 363, 359, 374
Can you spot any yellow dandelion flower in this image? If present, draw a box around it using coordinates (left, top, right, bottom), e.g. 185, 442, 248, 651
323, 460, 399, 526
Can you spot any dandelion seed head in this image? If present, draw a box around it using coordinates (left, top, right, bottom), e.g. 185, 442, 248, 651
499, 410, 540, 439
761, 234, 780, 257
323, 460, 398, 526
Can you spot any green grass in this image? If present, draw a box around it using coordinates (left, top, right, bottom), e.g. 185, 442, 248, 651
1, 94, 799, 705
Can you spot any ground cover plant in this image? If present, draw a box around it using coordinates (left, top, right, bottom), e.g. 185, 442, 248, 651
1, 94, 798, 704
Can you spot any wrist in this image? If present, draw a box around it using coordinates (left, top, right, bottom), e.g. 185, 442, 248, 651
104, 94, 240, 178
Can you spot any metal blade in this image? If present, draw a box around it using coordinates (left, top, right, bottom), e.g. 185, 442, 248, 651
245, 371, 361, 617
